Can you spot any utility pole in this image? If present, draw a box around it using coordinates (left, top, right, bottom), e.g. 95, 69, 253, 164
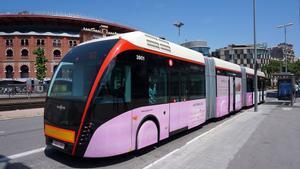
253, 0, 258, 112
277, 23, 293, 73
173, 21, 184, 37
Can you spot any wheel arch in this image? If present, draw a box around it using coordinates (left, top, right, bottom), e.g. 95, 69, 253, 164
135, 114, 160, 149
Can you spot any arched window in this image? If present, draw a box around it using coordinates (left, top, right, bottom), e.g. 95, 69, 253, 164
20, 65, 29, 78
21, 49, 29, 57
6, 49, 13, 57
53, 49, 61, 58
5, 65, 13, 78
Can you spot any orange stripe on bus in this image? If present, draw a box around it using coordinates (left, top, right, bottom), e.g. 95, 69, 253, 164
45, 124, 75, 143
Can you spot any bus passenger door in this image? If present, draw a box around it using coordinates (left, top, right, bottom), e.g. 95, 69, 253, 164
216, 75, 230, 117
235, 77, 242, 110
231, 77, 235, 112
228, 76, 234, 112
169, 69, 187, 134
262, 80, 265, 102
259, 80, 263, 102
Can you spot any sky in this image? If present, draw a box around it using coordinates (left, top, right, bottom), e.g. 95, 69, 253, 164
1, 0, 300, 56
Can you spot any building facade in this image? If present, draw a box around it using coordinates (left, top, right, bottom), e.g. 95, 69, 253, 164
270, 43, 295, 62
0, 13, 134, 81
293, 57, 300, 62
211, 43, 271, 70
181, 40, 210, 56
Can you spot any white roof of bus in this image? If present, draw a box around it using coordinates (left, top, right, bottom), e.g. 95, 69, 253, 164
213, 57, 241, 72
79, 31, 266, 77
79, 35, 119, 46
79, 31, 205, 64
244, 67, 254, 75
258, 70, 265, 77
244, 67, 265, 77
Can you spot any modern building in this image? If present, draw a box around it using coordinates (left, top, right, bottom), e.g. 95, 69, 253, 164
0, 12, 135, 81
293, 57, 300, 62
181, 40, 210, 56
211, 43, 271, 70
270, 43, 295, 62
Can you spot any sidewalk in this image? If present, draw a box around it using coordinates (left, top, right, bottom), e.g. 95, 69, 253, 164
145, 99, 299, 169
0, 108, 44, 120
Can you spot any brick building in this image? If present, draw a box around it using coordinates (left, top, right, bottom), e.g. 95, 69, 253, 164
0, 13, 134, 81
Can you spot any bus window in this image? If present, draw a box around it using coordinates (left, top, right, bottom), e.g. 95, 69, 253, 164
148, 76, 157, 104
169, 68, 180, 102
148, 67, 167, 104
247, 78, 254, 92
258, 78, 262, 91
131, 56, 148, 105
186, 64, 205, 100
48, 39, 118, 99
97, 60, 131, 103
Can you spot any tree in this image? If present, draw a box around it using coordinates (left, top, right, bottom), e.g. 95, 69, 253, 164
261, 60, 282, 77
288, 61, 300, 77
33, 47, 48, 81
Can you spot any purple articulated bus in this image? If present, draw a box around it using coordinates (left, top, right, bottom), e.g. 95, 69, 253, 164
44, 31, 266, 158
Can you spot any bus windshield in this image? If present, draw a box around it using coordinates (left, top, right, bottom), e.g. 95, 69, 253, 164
48, 39, 118, 100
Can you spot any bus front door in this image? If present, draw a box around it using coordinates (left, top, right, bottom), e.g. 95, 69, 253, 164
169, 70, 188, 134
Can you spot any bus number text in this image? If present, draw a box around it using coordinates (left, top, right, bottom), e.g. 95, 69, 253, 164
136, 55, 145, 61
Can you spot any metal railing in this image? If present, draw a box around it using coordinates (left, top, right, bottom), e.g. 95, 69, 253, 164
0, 84, 48, 99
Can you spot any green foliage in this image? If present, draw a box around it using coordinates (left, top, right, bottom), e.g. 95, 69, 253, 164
261, 60, 282, 76
288, 61, 300, 76
262, 59, 300, 77
33, 48, 48, 81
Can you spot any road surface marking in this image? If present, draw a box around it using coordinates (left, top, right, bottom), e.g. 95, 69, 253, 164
143, 148, 180, 169
0, 147, 45, 162
143, 112, 245, 169
282, 107, 292, 111
0, 131, 4, 134
185, 113, 242, 145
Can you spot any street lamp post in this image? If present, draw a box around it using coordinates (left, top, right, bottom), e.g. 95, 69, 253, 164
277, 23, 293, 73
253, 0, 258, 112
173, 21, 184, 37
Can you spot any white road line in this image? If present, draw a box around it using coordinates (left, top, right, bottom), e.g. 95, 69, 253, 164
186, 113, 242, 145
143, 148, 180, 169
282, 107, 293, 111
0, 131, 5, 134
0, 147, 45, 162
143, 112, 245, 169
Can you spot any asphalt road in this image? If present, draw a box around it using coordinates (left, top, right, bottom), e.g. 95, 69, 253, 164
0, 98, 299, 169
0, 117, 44, 156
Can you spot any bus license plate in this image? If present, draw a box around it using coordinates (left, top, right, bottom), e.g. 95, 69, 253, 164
52, 140, 65, 149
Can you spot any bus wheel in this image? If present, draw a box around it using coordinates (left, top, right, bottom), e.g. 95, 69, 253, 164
136, 120, 158, 150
